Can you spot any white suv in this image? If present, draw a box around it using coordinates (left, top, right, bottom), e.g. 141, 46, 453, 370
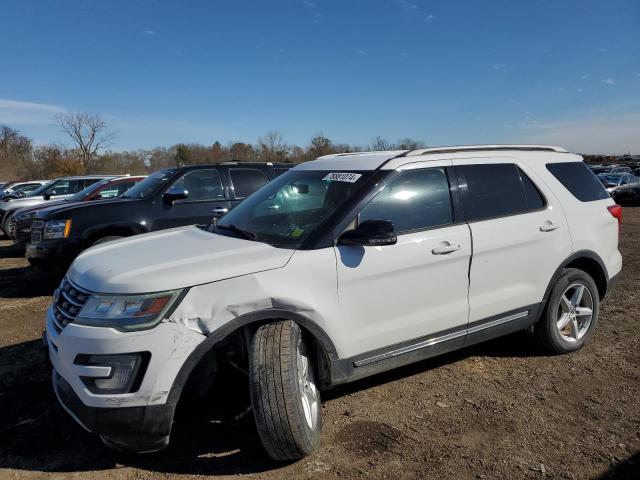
46, 145, 622, 459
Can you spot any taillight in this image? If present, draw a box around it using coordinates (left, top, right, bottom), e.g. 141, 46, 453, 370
608, 204, 622, 227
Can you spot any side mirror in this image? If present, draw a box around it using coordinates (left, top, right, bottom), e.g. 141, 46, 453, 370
163, 187, 188, 205
338, 219, 397, 247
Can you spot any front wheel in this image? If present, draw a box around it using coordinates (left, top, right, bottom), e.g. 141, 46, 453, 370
249, 320, 322, 460
535, 268, 600, 353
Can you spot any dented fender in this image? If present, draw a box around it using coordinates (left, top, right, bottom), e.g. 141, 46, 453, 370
165, 247, 343, 402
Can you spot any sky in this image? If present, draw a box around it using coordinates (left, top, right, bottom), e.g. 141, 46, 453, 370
0, 0, 639, 154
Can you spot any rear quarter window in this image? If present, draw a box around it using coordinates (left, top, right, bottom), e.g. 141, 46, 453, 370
546, 162, 610, 202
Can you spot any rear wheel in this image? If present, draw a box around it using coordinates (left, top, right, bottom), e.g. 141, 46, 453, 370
249, 321, 322, 460
535, 268, 600, 353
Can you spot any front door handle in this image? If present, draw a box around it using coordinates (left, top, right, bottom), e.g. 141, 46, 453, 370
539, 221, 560, 232
431, 243, 462, 255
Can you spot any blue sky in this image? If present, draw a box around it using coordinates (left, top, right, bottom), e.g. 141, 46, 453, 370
1, 0, 638, 154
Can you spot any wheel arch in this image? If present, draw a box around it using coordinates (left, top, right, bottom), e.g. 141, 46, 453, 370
83, 223, 146, 247
543, 250, 609, 304
166, 309, 339, 406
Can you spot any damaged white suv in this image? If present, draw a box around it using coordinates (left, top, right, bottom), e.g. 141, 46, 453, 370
46, 145, 622, 459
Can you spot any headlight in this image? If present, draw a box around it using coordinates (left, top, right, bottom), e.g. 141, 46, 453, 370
76, 289, 183, 331
43, 219, 72, 240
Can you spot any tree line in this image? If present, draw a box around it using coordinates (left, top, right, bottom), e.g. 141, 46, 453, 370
0, 112, 428, 181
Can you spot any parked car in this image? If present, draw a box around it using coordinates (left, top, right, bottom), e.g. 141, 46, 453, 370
27, 162, 291, 271
597, 173, 640, 204
609, 166, 633, 175
0, 175, 113, 236
0, 180, 49, 200
8, 176, 146, 245
589, 165, 611, 175
45, 145, 621, 460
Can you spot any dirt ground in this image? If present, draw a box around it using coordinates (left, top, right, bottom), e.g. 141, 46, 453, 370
0, 212, 638, 480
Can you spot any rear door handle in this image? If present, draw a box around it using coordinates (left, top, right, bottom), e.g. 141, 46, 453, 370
431, 243, 462, 255
539, 222, 560, 232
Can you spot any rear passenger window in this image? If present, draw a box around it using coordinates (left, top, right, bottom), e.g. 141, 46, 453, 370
518, 167, 546, 210
546, 162, 609, 202
457, 164, 544, 221
230, 168, 269, 198
359, 168, 453, 233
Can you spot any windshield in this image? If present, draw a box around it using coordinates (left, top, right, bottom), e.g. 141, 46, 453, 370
121, 169, 175, 199
216, 169, 374, 247
26, 180, 56, 197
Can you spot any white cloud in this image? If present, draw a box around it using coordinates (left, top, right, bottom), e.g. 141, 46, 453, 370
425, 14, 435, 22
0, 98, 66, 125
603, 78, 616, 85
493, 64, 507, 72
515, 109, 640, 154
580, 74, 588, 80
302, 0, 315, 7
577, 88, 584, 92
143, 29, 155, 35
597, 47, 608, 52
358, 49, 366, 55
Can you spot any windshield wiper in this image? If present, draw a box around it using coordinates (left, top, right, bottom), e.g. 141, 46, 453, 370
215, 224, 257, 241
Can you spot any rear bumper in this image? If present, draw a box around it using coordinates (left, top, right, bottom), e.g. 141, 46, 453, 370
52, 370, 174, 452
605, 272, 620, 298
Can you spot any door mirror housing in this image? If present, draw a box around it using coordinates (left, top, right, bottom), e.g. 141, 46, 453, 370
163, 187, 189, 205
43, 192, 52, 200
338, 219, 397, 246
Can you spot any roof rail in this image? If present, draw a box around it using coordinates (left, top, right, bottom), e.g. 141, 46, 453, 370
407, 145, 568, 156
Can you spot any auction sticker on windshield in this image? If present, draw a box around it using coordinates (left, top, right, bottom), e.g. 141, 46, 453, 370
323, 172, 362, 183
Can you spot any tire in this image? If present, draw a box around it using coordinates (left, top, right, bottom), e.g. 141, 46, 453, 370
91, 235, 123, 246
2, 212, 14, 238
249, 321, 322, 460
535, 268, 600, 354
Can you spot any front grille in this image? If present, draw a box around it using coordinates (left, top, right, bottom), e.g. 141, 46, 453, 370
31, 220, 44, 244
52, 277, 90, 333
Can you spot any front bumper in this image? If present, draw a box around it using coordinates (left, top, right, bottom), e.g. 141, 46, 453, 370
46, 306, 205, 452
26, 238, 82, 270
52, 370, 174, 452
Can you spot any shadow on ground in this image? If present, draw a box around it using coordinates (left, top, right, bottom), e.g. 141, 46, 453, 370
0, 330, 552, 476
0, 243, 56, 298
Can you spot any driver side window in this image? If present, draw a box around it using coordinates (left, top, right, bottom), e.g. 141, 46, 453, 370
359, 168, 454, 233
171, 169, 224, 202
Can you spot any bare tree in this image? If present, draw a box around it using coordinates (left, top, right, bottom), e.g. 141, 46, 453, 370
369, 136, 393, 151
396, 138, 427, 150
257, 131, 289, 162
53, 112, 116, 172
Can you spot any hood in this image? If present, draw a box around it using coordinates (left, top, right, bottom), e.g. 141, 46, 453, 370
1, 195, 48, 210
67, 226, 295, 293
14, 199, 70, 217
35, 197, 131, 219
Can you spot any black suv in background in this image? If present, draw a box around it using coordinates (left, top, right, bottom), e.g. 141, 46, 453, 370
26, 162, 291, 272
9, 176, 145, 246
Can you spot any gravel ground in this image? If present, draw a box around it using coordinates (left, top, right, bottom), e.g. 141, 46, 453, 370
0, 210, 638, 480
